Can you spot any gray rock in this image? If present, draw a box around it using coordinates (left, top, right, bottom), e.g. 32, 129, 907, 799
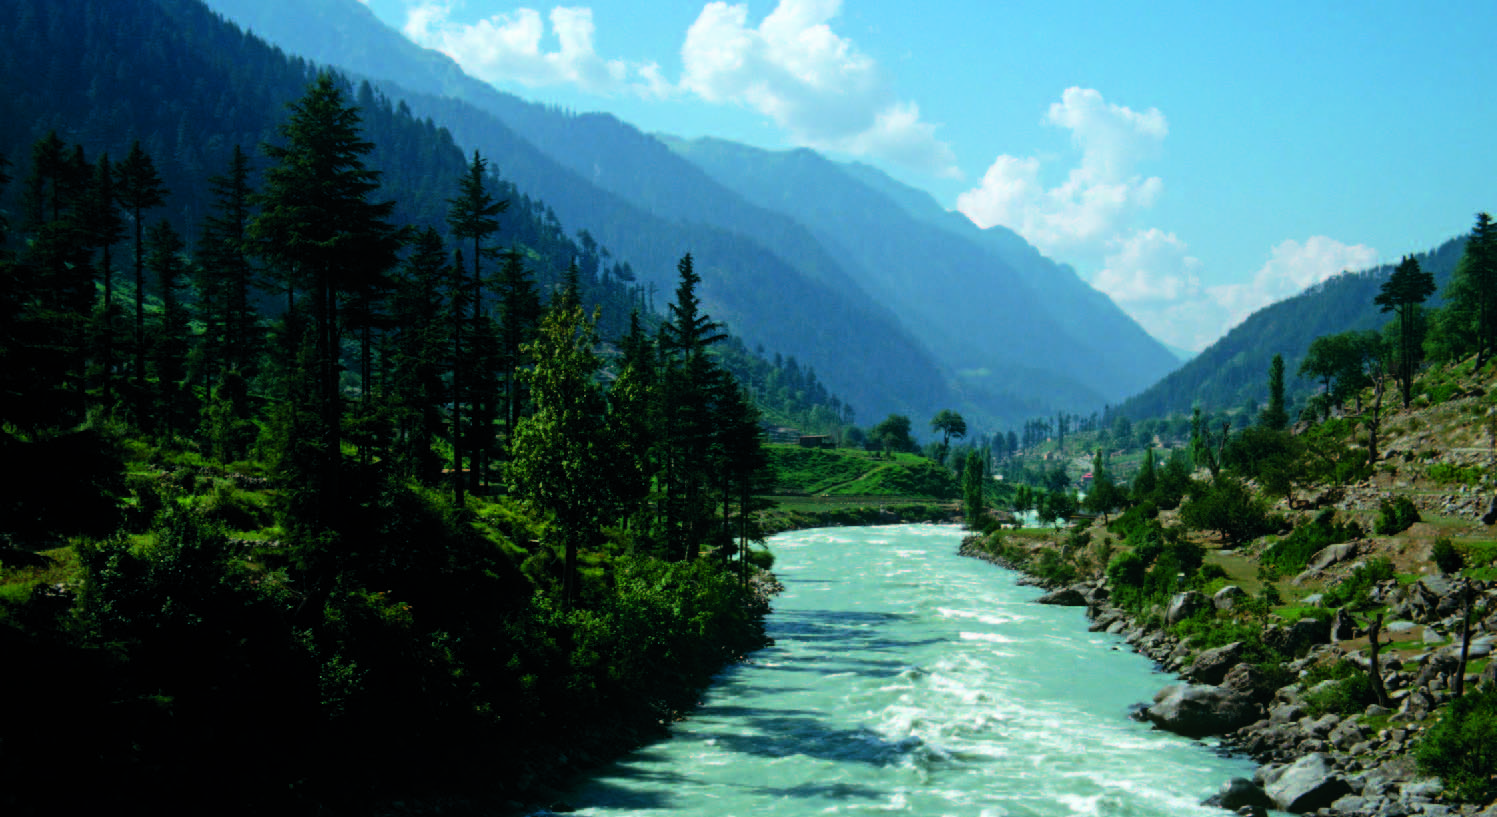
1166, 591, 1211, 626
1036, 585, 1088, 606
1146, 683, 1261, 738
1203, 777, 1275, 811
1186, 641, 1245, 685
1310, 542, 1360, 571
1266, 753, 1354, 813
1214, 584, 1248, 610
1481, 495, 1497, 525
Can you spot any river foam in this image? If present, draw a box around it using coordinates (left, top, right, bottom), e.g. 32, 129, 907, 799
562, 524, 1253, 816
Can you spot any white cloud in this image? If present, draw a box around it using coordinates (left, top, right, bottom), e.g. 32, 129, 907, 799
1093, 229, 1200, 304
1112, 235, 1378, 352
957, 87, 1166, 264
680, 0, 957, 176
1207, 237, 1379, 328
402, 4, 664, 96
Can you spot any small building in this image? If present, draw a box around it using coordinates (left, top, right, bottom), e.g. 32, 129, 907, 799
798, 435, 834, 449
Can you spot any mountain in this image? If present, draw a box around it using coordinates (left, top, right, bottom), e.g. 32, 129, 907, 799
1116, 235, 1470, 420
665, 138, 1182, 405
199, 0, 967, 428
197, 0, 1182, 429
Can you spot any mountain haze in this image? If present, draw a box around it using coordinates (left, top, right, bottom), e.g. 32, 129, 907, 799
198, 0, 1183, 429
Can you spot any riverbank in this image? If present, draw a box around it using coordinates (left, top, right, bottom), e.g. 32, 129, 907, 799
958, 533, 1497, 816
757, 501, 958, 535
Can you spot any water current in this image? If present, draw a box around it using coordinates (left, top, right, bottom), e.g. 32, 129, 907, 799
562, 524, 1256, 816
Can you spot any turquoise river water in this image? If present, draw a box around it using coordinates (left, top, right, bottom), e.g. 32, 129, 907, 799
560, 524, 1256, 816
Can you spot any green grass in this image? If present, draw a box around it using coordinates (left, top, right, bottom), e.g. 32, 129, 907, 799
767, 445, 958, 499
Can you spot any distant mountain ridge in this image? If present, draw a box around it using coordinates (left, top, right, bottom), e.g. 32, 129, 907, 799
199, 0, 1183, 429
1116, 235, 1470, 420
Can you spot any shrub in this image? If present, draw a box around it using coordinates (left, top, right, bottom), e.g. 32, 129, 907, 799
1261, 509, 1362, 574
1427, 463, 1483, 486
1415, 685, 1497, 802
1302, 665, 1376, 717
1375, 497, 1420, 535
1323, 557, 1394, 610
1433, 537, 1465, 574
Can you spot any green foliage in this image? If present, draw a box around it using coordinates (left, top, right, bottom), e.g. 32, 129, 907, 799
1303, 663, 1377, 717
1427, 462, 1484, 486
1415, 685, 1497, 802
1375, 496, 1421, 535
1433, 538, 1465, 574
1261, 509, 1364, 574
1323, 557, 1394, 610
1179, 476, 1278, 546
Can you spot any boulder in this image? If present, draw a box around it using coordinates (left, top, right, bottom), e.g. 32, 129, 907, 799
1213, 585, 1248, 610
1221, 662, 1280, 706
1166, 591, 1211, 626
1185, 641, 1245, 686
1202, 777, 1274, 811
1265, 753, 1354, 813
1481, 495, 1497, 525
1036, 585, 1088, 606
1309, 542, 1358, 571
1146, 683, 1261, 738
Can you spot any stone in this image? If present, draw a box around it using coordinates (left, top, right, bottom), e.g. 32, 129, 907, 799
1186, 641, 1245, 686
1036, 585, 1088, 606
1203, 777, 1275, 811
1166, 591, 1211, 626
1214, 584, 1248, 610
1265, 753, 1355, 813
1481, 495, 1497, 525
1146, 683, 1261, 738
1310, 542, 1359, 571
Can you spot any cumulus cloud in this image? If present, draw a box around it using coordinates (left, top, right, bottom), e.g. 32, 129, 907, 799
680, 0, 958, 176
1116, 235, 1378, 352
957, 87, 1166, 264
1092, 229, 1200, 304
402, 3, 665, 96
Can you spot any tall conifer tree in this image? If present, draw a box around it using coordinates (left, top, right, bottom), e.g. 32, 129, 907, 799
114, 141, 168, 418
250, 71, 403, 528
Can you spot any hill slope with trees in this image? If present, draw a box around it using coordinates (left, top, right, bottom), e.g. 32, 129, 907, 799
197, 0, 1182, 429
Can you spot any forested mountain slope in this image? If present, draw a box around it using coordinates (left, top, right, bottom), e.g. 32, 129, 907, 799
1116, 235, 1469, 419
199, 0, 966, 427
0, 0, 632, 333
197, 0, 1180, 427
666, 137, 1182, 406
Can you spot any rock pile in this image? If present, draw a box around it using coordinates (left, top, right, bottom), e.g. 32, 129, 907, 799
958, 536, 1497, 816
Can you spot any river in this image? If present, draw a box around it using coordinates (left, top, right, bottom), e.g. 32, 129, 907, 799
560, 524, 1255, 816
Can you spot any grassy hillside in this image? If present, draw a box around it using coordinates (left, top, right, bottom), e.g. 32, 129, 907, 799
767, 445, 960, 500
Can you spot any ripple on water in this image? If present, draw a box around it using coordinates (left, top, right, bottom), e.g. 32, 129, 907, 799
566, 525, 1253, 817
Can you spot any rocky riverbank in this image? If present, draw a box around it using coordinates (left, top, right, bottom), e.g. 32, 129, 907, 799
959, 536, 1497, 816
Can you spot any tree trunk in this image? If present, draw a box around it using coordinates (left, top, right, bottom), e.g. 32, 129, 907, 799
1455, 582, 1473, 699
1369, 612, 1389, 708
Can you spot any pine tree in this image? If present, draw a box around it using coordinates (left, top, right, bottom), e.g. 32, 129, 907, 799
84, 153, 125, 407
496, 246, 541, 438
1259, 354, 1288, 430
386, 227, 450, 484
114, 141, 168, 420
661, 253, 727, 561
146, 219, 191, 440
1375, 255, 1436, 408
250, 71, 403, 528
1448, 213, 1497, 367
446, 151, 507, 493
194, 146, 260, 392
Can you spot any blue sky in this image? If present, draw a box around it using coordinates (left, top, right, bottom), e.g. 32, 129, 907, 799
360, 0, 1497, 351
